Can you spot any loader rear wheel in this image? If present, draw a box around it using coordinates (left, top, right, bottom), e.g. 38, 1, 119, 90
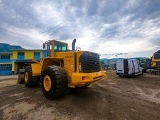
24, 66, 39, 88
41, 66, 68, 99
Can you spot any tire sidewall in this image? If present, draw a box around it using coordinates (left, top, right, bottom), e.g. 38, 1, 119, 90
41, 67, 56, 98
41, 66, 68, 99
24, 66, 33, 87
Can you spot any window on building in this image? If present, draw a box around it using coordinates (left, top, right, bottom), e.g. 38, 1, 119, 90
0, 64, 11, 70
34, 52, 40, 59
0, 55, 10, 59
18, 52, 24, 56
34, 52, 40, 56
17, 52, 25, 59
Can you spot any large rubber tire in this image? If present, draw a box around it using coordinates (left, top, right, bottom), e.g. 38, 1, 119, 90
24, 66, 39, 88
141, 71, 143, 75
41, 66, 68, 99
119, 75, 122, 77
142, 69, 147, 73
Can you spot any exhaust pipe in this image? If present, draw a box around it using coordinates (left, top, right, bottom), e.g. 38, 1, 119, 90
72, 39, 76, 51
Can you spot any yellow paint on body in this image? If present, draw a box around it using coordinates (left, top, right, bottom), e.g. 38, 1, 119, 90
29, 40, 107, 88
31, 63, 41, 76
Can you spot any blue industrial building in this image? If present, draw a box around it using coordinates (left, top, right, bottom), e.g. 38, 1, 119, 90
0, 43, 46, 75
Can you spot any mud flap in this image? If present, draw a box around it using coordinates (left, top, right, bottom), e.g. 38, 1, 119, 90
17, 69, 25, 84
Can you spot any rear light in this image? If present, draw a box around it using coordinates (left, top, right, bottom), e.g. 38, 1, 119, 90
82, 76, 85, 80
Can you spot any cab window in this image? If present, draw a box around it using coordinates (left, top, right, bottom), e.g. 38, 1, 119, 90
154, 53, 160, 59
54, 41, 67, 52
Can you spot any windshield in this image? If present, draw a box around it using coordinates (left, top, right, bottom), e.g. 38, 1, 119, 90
54, 41, 67, 52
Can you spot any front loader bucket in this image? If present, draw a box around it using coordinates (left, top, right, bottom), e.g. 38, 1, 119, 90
17, 69, 25, 84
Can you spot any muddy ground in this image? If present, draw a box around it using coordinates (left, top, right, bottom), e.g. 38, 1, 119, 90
0, 70, 160, 120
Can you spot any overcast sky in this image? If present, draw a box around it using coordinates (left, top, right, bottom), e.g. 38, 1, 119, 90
0, 0, 160, 58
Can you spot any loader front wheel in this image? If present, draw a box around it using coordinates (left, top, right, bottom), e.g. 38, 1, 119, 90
41, 66, 68, 99
24, 66, 39, 88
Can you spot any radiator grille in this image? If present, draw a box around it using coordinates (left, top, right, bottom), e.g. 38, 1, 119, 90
79, 52, 100, 73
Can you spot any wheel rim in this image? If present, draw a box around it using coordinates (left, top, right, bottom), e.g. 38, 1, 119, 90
25, 72, 28, 82
43, 75, 51, 91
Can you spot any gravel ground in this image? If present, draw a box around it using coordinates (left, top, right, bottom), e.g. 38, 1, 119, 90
0, 70, 160, 120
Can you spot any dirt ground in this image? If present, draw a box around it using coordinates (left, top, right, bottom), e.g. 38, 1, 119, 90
0, 70, 160, 120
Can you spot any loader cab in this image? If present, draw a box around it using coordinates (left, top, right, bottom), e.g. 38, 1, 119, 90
43, 40, 68, 57
151, 50, 160, 68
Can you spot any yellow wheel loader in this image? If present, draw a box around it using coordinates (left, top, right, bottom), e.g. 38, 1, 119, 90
151, 50, 160, 69
18, 39, 106, 99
